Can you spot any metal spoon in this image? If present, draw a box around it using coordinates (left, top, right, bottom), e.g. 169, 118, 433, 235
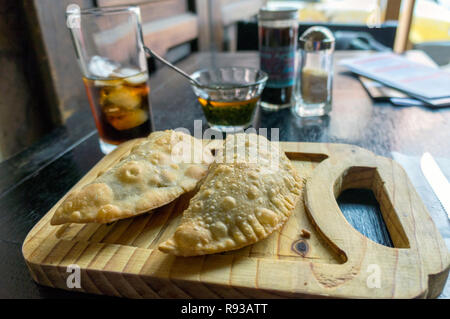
144, 46, 201, 87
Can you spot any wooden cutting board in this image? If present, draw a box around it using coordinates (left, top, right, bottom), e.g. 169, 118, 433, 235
22, 140, 449, 298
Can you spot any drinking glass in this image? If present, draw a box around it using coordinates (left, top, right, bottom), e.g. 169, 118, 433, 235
66, 5, 153, 154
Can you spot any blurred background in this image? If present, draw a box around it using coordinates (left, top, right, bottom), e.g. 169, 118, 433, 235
0, 0, 449, 162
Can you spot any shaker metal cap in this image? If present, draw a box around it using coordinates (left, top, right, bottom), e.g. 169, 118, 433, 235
258, 6, 298, 20
299, 26, 335, 51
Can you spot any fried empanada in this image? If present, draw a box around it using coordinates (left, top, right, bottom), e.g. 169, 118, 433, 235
51, 130, 215, 225
159, 133, 302, 256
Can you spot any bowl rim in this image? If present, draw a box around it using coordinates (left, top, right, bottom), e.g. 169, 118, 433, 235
190, 66, 268, 90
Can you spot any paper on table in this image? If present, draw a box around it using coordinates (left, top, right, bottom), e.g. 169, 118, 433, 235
360, 76, 450, 107
340, 52, 450, 105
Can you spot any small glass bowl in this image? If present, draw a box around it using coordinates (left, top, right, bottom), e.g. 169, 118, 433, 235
190, 67, 268, 132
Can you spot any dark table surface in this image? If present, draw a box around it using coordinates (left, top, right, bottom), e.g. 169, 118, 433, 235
0, 51, 449, 298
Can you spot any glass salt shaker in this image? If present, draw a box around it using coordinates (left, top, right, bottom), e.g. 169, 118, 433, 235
258, 7, 298, 111
293, 26, 335, 117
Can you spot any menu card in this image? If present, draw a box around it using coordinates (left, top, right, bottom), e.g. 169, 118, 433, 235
340, 52, 450, 107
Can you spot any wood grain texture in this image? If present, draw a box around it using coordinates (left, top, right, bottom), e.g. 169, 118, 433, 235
394, 0, 416, 53
142, 13, 198, 56
98, 0, 196, 56
97, 0, 160, 6
0, 1, 52, 160
139, 0, 188, 23
22, 140, 449, 298
200, 0, 266, 51
23, 0, 96, 123
383, 0, 402, 21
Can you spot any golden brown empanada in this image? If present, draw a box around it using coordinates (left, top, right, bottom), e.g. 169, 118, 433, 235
159, 133, 302, 256
51, 130, 215, 225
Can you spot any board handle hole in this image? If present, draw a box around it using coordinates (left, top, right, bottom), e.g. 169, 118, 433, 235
334, 167, 410, 249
